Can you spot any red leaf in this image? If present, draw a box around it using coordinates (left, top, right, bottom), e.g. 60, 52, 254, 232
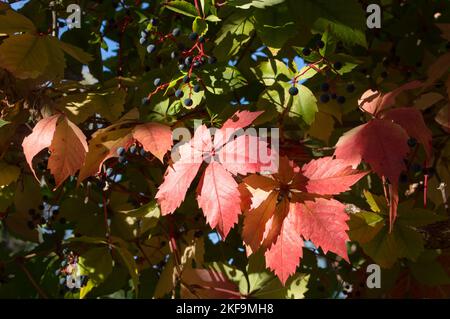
156, 159, 202, 215
181, 268, 240, 299
297, 198, 349, 261
334, 119, 409, 184
197, 161, 241, 238
48, 116, 88, 188
265, 209, 303, 285
382, 107, 433, 159
302, 156, 368, 195
213, 110, 263, 148
22, 114, 60, 180
217, 134, 271, 175
133, 122, 172, 162
359, 81, 422, 116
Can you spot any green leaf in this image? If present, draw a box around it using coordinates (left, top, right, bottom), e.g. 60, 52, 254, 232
293, 85, 318, 125
348, 211, 384, 244
292, 0, 367, 47
206, 15, 221, 22
0, 7, 36, 34
0, 119, 10, 128
192, 17, 208, 35
58, 41, 93, 64
0, 162, 20, 187
78, 247, 113, 298
203, 65, 247, 95
252, 59, 294, 86
165, 1, 198, 18
113, 243, 139, 296
214, 11, 255, 60
227, 0, 285, 9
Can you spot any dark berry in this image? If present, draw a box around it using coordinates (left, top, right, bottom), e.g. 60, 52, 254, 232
302, 47, 311, 56
320, 94, 330, 103
411, 163, 422, 173
193, 84, 201, 93
140, 148, 148, 157
194, 230, 203, 238
184, 56, 192, 66
193, 61, 201, 68
53, 209, 59, 215
150, 18, 158, 26
116, 147, 126, 156
399, 173, 408, 184
346, 84, 355, 93
316, 40, 325, 49
179, 63, 187, 71
175, 89, 184, 98
146, 44, 156, 54
142, 97, 150, 105
407, 137, 417, 147
118, 156, 126, 164
288, 86, 299, 96
170, 51, 178, 59
188, 32, 198, 41
140, 30, 148, 38
333, 61, 343, 70
207, 56, 217, 64
184, 98, 193, 106
129, 145, 137, 154
183, 75, 190, 83
198, 36, 205, 43
172, 28, 181, 37
27, 221, 35, 229
320, 82, 330, 92
139, 37, 146, 45
331, 93, 337, 99
153, 78, 161, 87
38, 204, 44, 210
337, 96, 346, 104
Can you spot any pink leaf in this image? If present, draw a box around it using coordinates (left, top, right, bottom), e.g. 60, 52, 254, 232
22, 114, 60, 180
213, 110, 263, 148
297, 198, 349, 261
302, 156, 368, 195
48, 116, 88, 188
335, 119, 409, 184
359, 81, 422, 116
265, 210, 303, 285
197, 161, 241, 238
382, 107, 433, 159
133, 122, 172, 162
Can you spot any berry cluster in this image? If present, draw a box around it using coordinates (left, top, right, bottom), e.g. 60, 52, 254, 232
399, 137, 435, 184
26, 201, 61, 230
317, 82, 355, 104
138, 24, 216, 107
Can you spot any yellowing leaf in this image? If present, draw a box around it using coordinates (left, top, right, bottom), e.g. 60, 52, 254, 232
0, 162, 20, 187
0, 6, 35, 34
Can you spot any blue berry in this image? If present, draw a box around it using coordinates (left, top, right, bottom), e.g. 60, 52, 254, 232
407, 137, 417, 147
129, 145, 137, 154
198, 36, 205, 43
179, 64, 187, 71
170, 51, 178, 59
302, 47, 311, 56
142, 97, 150, 105
193, 84, 201, 93
140, 30, 148, 38
337, 96, 346, 104
175, 89, 184, 98
184, 56, 192, 66
139, 37, 146, 45
346, 84, 355, 93
333, 61, 343, 70
153, 78, 161, 86
172, 28, 181, 37
184, 98, 193, 106
118, 156, 126, 164
146, 44, 156, 53
140, 148, 148, 157
116, 147, 126, 156
150, 18, 158, 26
320, 82, 330, 92
183, 75, 190, 83
320, 94, 330, 103
316, 40, 325, 48
288, 86, 299, 96
188, 32, 198, 41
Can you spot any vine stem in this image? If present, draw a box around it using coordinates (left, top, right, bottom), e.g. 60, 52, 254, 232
16, 259, 48, 299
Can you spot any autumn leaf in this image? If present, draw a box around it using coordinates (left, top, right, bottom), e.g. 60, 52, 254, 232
240, 156, 365, 284
22, 114, 87, 188
132, 122, 173, 162
48, 116, 88, 188
156, 111, 272, 238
